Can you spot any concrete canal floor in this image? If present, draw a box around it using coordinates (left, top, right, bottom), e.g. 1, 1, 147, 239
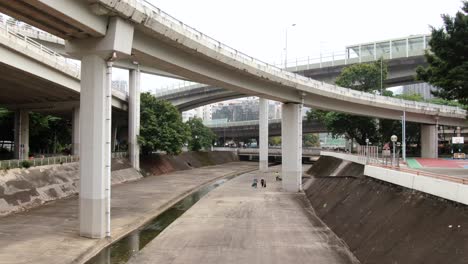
0, 162, 257, 264
128, 167, 359, 264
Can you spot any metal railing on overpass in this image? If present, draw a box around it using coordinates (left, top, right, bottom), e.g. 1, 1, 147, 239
0, 19, 80, 78
278, 35, 430, 71
206, 119, 284, 128
0, 19, 129, 96
153, 34, 430, 94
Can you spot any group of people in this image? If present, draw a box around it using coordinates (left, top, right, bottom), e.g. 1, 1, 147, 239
251, 178, 266, 188
252, 171, 282, 188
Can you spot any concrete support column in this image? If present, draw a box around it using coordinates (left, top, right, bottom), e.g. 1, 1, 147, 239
72, 107, 80, 156
259, 98, 269, 172
129, 69, 141, 170
421, 124, 438, 158
14, 110, 29, 160
281, 103, 303, 192
79, 55, 111, 238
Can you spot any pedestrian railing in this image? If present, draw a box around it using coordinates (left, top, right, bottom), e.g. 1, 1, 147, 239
0, 155, 79, 170
212, 147, 321, 156
0, 152, 129, 170
329, 145, 401, 167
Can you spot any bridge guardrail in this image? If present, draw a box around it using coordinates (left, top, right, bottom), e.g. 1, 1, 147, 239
132, 1, 464, 118
0, 20, 81, 78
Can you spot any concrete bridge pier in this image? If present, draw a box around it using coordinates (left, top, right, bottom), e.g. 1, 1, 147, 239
281, 103, 303, 192
129, 69, 141, 170
78, 54, 111, 238
14, 109, 29, 160
72, 107, 80, 156
66, 17, 135, 238
421, 124, 438, 158
259, 98, 269, 172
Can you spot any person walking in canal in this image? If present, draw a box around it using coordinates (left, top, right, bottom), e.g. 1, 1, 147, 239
252, 178, 258, 188
260, 178, 266, 188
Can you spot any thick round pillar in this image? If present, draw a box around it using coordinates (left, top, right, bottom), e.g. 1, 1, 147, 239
259, 98, 269, 172
14, 110, 29, 160
421, 124, 438, 158
79, 55, 110, 238
281, 103, 302, 192
129, 69, 140, 170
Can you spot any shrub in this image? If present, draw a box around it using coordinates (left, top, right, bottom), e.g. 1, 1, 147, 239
20, 160, 31, 169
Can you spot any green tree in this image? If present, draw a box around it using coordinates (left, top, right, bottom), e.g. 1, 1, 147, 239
303, 133, 320, 147
416, 1, 468, 104
269, 136, 281, 146
29, 113, 71, 154
336, 59, 387, 92
308, 111, 379, 145
307, 59, 387, 145
186, 117, 215, 151
138, 93, 190, 155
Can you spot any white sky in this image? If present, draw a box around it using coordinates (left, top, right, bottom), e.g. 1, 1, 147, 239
115, 0, 464, 92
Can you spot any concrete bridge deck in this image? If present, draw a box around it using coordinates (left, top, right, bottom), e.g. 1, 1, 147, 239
128, 166, 358, 264
0, 162, 256, 264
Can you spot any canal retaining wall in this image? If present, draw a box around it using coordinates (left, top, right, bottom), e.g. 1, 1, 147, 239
305, 156, 468, 264
139, 151, 239, 176
0, 157, 139, 216
0, 151, 239, 217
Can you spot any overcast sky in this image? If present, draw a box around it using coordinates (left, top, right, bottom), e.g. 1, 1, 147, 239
119, 0, 464, 92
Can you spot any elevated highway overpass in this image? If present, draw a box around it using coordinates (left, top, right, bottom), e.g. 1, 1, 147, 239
207, 119, 327, 140
0, 0, 465, 239
155, 34, 431, 111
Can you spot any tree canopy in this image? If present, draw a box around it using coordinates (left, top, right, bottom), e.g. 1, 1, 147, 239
307, 59, 387, 145
186, 117, 215, 151
335, 59, 387, 93
138, 93, 190, 155
416, 1, 468, 105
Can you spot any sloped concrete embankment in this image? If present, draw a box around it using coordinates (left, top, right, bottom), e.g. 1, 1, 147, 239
305, 156, 468, 264
0, 158, 139, 216
140, 151, 239, 176
0, 151, 238, 217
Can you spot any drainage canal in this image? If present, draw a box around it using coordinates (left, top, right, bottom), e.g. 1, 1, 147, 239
86, 175, 237, 264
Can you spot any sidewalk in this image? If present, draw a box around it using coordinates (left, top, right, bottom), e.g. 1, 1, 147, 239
0, 162, 257, 264
128, 167, 359, 264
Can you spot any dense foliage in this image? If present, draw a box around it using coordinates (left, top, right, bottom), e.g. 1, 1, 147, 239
186, 117, 215, 151
307, 59, 387, 145
416, 1, 468, 105
29, 113, 71, 154
138, 93, 190, 155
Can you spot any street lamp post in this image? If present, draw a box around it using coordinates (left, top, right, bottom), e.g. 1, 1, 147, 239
365, 138, 370, 164
284, 23, 296, 69
402, 111, 406, 162
391, 135, 398, 167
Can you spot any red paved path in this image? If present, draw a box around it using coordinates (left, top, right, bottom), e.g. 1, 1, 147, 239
416, 158, 468, 168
